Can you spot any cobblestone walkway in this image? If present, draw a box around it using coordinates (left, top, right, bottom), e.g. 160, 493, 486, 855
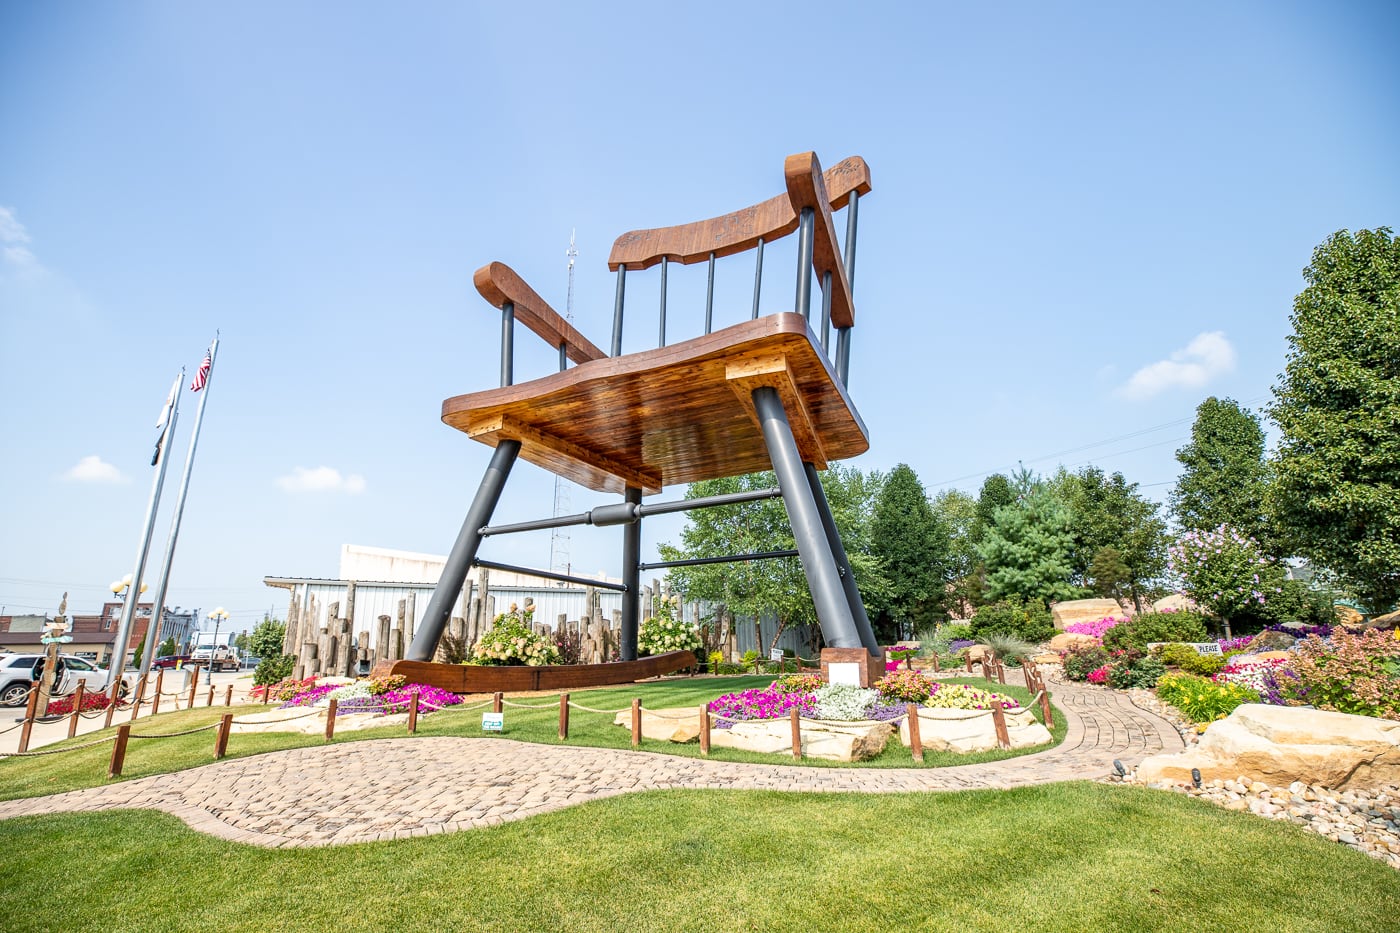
0, 677, 1181, 848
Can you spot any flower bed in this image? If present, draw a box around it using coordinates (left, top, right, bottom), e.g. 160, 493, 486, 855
1063, 616, 1123, 640
45, 691, 113, 716
277, 679, 462, 717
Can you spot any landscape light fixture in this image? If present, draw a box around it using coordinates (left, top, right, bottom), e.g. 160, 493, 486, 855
1191, 768, 1203, 789
1113, 759, 1126, 778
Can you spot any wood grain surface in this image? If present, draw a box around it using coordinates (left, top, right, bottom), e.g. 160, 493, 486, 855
784, 152, 856, 328
607, 155, 871, 271
473, 261, 607, 364
441, 313, 868, 495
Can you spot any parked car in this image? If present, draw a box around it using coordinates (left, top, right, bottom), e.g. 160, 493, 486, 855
148, 654, 194, 670
0, 653, 139, 707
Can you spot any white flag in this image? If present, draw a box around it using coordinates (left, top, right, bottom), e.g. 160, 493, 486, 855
152, 372, 182, 466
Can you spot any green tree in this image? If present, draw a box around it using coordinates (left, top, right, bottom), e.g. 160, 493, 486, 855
1168, 525, 1284, 636
932, 489, 980, 617
157, 636, 176, 658
249, 617, 287, 659
976, 478, 1077, 606
972, 473, 1015, 545
870, 464, 950, 636
1268, 228, 1400, 613
660, 467, 889, 651
1054, 466, 1169, 608
1170, 397, 1271, 545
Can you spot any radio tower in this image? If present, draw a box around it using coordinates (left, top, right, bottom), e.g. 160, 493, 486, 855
548, 231, 578, 580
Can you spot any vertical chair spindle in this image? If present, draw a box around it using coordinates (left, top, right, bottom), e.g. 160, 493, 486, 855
820, 271, 832, 348
658, 257, 668, 347
836, 190, 859, 387
795, 207, 814, 320
500, 300, 515, 387
751, 237, 765, 319
611, 266, 627, 356
704, 252, 715, 334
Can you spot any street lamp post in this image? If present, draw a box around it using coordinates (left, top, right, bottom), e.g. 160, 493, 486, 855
109, 574, 148, 671
206, 607, 229, 687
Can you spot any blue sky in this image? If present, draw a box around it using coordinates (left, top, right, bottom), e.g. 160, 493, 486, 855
2, 2, 1397, 638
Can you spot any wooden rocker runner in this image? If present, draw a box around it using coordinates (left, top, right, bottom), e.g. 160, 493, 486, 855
392, 151, 882, 692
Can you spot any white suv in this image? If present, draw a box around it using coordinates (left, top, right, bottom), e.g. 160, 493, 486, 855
0, 653, 138, 707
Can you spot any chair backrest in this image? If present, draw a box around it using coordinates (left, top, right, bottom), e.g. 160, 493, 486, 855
603, 153, 870, 383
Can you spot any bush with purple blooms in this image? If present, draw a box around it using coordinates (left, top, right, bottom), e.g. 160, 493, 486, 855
1063, 617, 1124, 640
707, 684, 814, 728
278, 681, 462, 717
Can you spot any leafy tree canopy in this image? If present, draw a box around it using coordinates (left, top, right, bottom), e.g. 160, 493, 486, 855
1170, 396, 1271, 546
870, 464, 950, 629
1268, 227, 1400, 612
1052, 465, 1169, 608
249, 617, 287, 660
972, 473, 1015, 545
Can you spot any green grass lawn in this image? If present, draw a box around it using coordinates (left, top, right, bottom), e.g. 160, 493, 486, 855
0, 676, 1064, 801
1, 783, 1395, 932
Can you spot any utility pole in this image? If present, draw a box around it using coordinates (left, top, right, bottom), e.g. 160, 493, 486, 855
549, 230, 577, 581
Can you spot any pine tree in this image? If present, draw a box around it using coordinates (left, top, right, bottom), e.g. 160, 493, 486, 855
870, 464, 950, 633
976, 483, 1077, 606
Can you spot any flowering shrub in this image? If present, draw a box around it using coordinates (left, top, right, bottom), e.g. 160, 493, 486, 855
772, 671, 823, 694
1266, 622, 1331, 639
253, 676, 320, 703
469, 613, 560, 666
1156, 672, 1259, 723
813, 684, 879, 721
339, 683, 462, 715
1282, 631, 1400, 720
875, 669, 937, 703
1061, 644, 1112, 681
1102, 610, 1209, 651
45, 690, 113, 716
923, 684, 1020, 711
1106, 651, 1165, 689
278, 683, 341, 708
554, 629, 582, 666
1167, 525, 1284, 626
638, 598, 702, 656
707, 684, 814, 728
1064, 616, 1124, 640
369, 673, 406, 694
1216, 636, 1256, 653
327, 681, 373, 702
1213, 656, 1293, 694
948, 639, 977, 654
1087, 666, 1109, 685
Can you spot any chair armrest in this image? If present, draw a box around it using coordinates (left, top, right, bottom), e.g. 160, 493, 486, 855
784, 152, 856, 329
473, 262, 607, 364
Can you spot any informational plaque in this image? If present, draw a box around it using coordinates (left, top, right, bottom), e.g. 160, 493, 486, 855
827, 662, 861, 686
481, 712, 504, 732
770, 648, 785, 664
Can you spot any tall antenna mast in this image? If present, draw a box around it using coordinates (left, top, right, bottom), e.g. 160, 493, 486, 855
548, 230, 578, 580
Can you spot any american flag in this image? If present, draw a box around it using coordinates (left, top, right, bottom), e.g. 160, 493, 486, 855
190, 348, 212, 392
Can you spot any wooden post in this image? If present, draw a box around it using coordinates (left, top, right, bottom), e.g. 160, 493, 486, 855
991, 700, 1011, 749
906, 704, 924, 763
1039, 689, 1054, 729
789, 707, 802, 760
17, 682, 39, 753
326, 698, 338, 740
964, 655, 972, 674
408, 691, 420, 734
558, 693, 570, 740
68, 682, 85, 738
699, 704, 710, 755
492, 692, 503, 714
207, 682, 215, 706
104, 684, 118, 728
187, 671, 198, 709
932, 652, 940, 673
630, 698, 641, 747
129, 674, 148, 721
225, 684, 234, 706
109, 723, 131, 777
215, 714, 232, 760
152, 669, 164, 716
1023, 663, 1032, 690
996, 660, 1006, 685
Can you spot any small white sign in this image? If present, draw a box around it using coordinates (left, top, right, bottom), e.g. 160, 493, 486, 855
481, 712, 504, 732
1147, 642, 1223, 655
769, 648, 785, 664
828, 662, 861, 686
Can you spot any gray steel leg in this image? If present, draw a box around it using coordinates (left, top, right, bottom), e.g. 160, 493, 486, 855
803, 462, 881, 653
406, 440, 521, 661
751, 386, 866, 651
620, 486, 642, 660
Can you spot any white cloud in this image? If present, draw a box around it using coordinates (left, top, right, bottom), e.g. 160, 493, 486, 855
1117, 331, 1236, 400
65, 455, 127, 484
0, 206, 39, 269
276, 465, 367, 494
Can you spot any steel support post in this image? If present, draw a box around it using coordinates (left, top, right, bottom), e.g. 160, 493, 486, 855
620, 486, 642, 660
803, 462, 880, 653
751, 386, 864, 650
405, 440, 521, 661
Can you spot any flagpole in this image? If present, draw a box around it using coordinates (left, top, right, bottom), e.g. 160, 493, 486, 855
139, 338, 220, 680
107, 370, 183, 696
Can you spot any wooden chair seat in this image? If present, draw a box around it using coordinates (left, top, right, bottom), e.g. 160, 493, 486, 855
442, 312, 868, 495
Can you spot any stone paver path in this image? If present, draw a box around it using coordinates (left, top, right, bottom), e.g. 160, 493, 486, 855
0, 677, 1181, 848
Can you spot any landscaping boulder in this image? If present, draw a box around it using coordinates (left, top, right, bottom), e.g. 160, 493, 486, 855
1152, 593, 1196, 613
612, 707, 701, 743
1335, 605, 1365, 627
898, 706, 1051, 754
1356, 608, 1399, 630
1135, 704, 1400, 790
710, 719, 893, 761
1248, 630, 1297, 652
1049, 632, 1098, 651
1051, 599, 1124, 631
964, 645, 991, 662
1031, 653, 1062, 665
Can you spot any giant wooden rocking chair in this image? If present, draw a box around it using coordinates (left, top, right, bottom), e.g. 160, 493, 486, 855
393, 152, 881, 692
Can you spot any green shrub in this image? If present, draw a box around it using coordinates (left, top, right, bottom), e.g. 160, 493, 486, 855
1155, 643, 1226, 676
1102, 610, 1209, 651
813, 684, 878, 721
1106, 652, 1166, 689
915, 621, 973, 658
875, 669, 937, 703
638, 599, 702, 656
253, 654, 294, 686
1156, 672, 1259, 723
1062, 644, 1111, 681
979, 632, 1036, 666
969, 600, 1055, 644
1285, 630, 1400, 719
469, 613, 560, 666
1181, 653, 1226, 676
